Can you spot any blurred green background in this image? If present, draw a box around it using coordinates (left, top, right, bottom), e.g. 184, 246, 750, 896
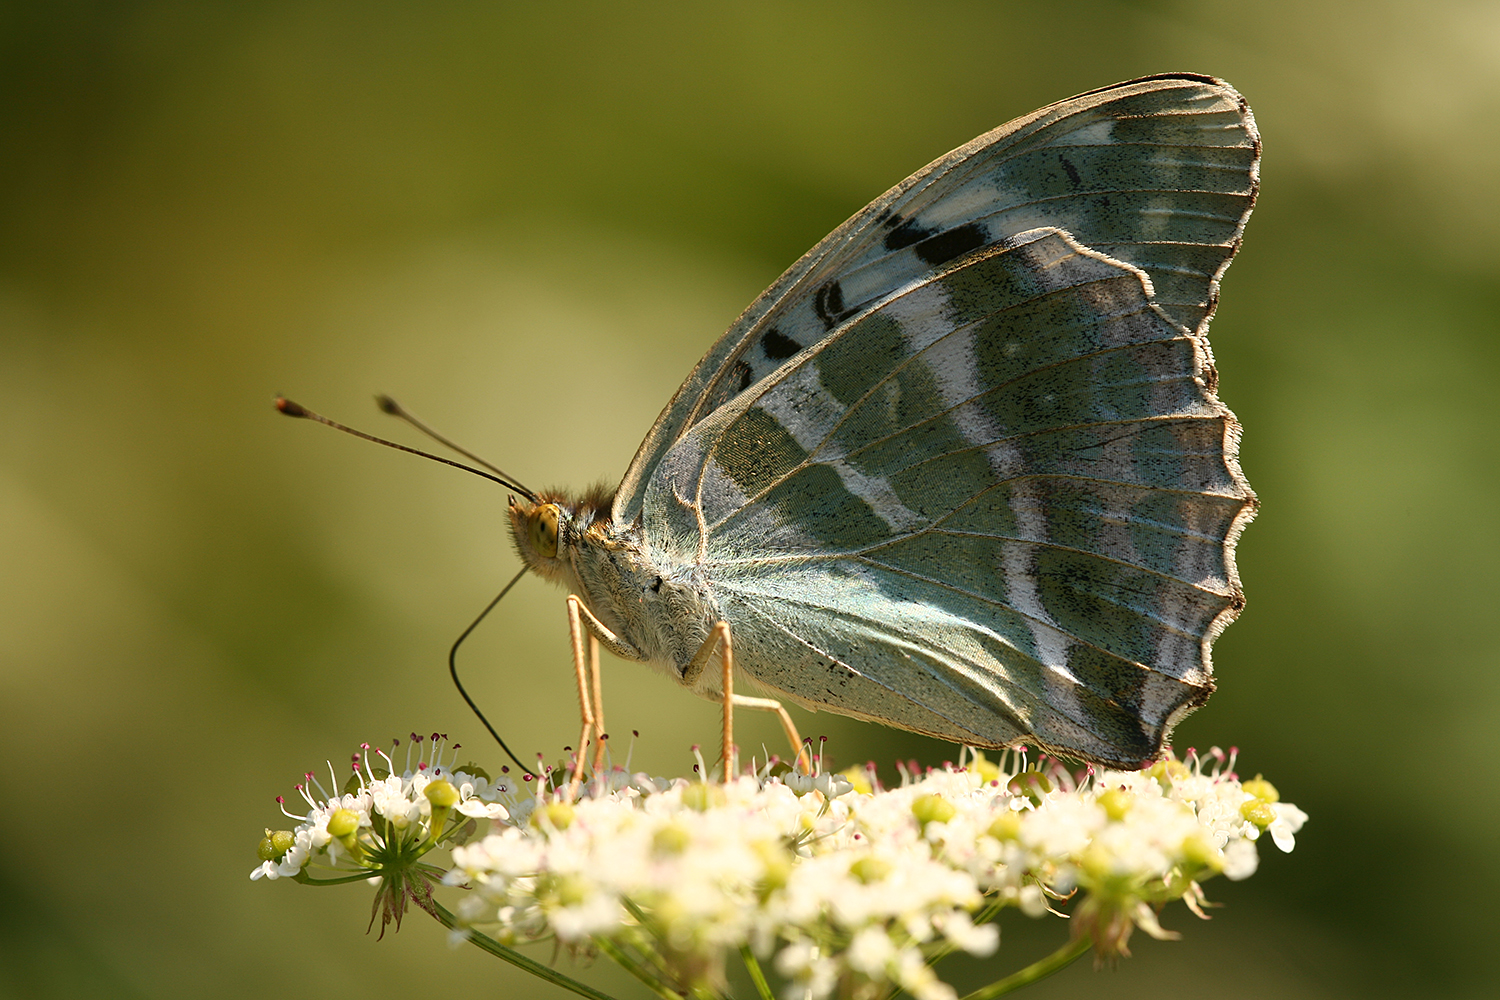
2, 2, 1496, 997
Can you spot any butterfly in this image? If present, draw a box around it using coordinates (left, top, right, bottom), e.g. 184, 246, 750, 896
510, 74, 1258, 770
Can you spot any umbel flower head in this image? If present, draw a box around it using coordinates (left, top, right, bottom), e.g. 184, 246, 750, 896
255, 737, 1304, 1000
451, 746, 1302, 997
253, 732, 519, 935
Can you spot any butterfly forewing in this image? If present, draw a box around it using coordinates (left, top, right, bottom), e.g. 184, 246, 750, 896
614, 74, 1257, 528
610, 74, 1256, 768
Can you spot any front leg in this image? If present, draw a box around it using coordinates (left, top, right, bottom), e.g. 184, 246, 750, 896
567, 594, 644, 661
564, 595, 644, 796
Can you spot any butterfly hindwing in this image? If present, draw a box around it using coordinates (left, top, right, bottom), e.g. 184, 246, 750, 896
637, 221, 1249, 765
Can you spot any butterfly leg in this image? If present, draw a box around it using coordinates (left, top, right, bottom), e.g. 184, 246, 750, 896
683, 622, 807, 775
564, 595, 646, 796
586, 634, 608, 779
564, 596, 600, 797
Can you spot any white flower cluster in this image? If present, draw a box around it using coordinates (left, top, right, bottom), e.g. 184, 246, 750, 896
251, 734, 519, 884
445, 748, 1305, 1000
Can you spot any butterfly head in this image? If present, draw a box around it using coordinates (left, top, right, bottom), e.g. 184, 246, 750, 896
508, 485, 615, 584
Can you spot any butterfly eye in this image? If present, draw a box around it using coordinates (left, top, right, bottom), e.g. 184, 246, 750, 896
530, 503, 561, 558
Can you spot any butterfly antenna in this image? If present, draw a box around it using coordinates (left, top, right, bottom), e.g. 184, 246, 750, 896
375, 395, 529, 492
276, 396, 541, 773
274, 397, 537, 501
451, 566, 536, 777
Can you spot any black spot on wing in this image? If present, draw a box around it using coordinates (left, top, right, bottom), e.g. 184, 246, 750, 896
732, 360, 754, 394
814, 281, 855, 330
913, 223, 987, 266
1059, 154, 1082, 189
883, 217, 937, 251
761, 327, 802, 360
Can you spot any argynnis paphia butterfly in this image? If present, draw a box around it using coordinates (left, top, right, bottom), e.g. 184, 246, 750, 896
509, 74, 1258, 769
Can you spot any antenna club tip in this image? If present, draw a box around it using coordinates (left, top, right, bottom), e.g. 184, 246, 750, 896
275, 397, 309, 418
375, 394, 400, 415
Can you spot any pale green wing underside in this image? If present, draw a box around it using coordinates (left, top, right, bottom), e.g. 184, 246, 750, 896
623, 75, 1258, 766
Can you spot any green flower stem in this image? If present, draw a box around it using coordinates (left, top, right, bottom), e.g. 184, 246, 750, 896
610, 899, 725, 1000
592, 936, 685, 1000
429, 903, 619, 1000
959, 935, 1091, 1000
740, 945, 775, 1000
292, 871, 378, 886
